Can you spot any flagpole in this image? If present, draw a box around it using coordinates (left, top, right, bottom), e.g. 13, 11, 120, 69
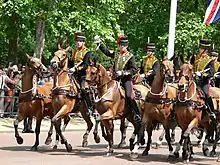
167, 0, 178, 60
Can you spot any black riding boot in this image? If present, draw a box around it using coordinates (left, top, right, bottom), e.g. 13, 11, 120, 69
206, 97, 216, 122
81, 90, 94, 116
130, 99, 141, 122
27, 117, 34, 133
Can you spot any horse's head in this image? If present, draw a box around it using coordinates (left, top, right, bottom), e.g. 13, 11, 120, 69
178, 64, 194, 92
26, 54, 47, 77
50, 45, 69, 71
161, 59, 175, 83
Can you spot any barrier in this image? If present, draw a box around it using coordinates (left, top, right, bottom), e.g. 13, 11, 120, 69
0, 95, 19, 117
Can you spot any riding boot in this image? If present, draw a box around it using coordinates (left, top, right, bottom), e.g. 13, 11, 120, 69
27, 117, 34, 133
130, 99, 141, 123
22, 118, 28, 133
81, 90, 94, 116
206, 97, 216, 123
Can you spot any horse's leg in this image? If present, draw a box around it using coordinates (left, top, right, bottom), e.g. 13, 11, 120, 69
182, 134, 189, 163
118, 118, 128, 148
188, 136, 194, 161
142, 122, 153, 156
210, 123, 220, 156
45, 121, 53, 145
165, 126, 174, 161
170, 120, 177, 144
173, 131, 184, 158
202, 131, 210, 156
31, 117, 42, 150
102, 119, 114, 156
52, 106, 72, 152
156, 128, 165, 148
62, 115, 71, 132
14, 112, 25, 144
93, 114, 101, 144
80, 106, 94, 147
100, 121, 108, 141
130, 122, 145, 159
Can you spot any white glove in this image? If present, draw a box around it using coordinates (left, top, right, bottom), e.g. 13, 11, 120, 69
116, 71, 123, 76
140, 74, 145, 78
69, 67, 76, 73
195, 71, 201, 77
94, 35, 102, 44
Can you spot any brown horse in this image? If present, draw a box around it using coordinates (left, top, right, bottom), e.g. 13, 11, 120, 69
14, 54, 54, 150
174, 63, 214, 162
50, 47, 101, 152
130, 59, 177, 160
85, 62, 149, 155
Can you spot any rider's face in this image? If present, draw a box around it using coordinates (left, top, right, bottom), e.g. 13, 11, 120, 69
76, 40, 85, 49
119, 45, 128, 53
147, 51, 154, 56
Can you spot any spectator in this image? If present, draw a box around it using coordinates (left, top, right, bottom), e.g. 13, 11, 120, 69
0, 66, 17, 117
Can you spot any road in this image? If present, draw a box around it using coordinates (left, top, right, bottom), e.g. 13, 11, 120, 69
0, 129, 219, 165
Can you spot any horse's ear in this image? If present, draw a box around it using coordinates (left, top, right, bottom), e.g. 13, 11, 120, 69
26, 53, 31, 60
65, 46, 70, 53
180, 54, 185, 64
189, 54, 195, 65
58, 43, 62, 50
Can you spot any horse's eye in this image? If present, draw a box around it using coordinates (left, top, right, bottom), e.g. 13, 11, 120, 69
91, 72, 95, 75
185, 76, 189, 81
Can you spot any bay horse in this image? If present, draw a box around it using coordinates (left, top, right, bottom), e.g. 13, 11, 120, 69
130, 59, 177, 160
174, 63, 217, 162
14, 54, 54, 150
50, 46, 101, 152
85, 62, 149, 155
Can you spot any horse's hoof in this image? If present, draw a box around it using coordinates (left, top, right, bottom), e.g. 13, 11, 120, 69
66, 144, 72, 152
16, 136, 23, 145
45, 137, 52, 145
118, 141, 126, 148
53, 145, 57, 150
203, 148, 209, 156
31, 145, 38, 151
210, 150, 216, 157
142, 150, 149, 156
183, 159, 190, 164
94, 135, 100, 144
130, 152, 138, 160
167, 155, 175, 162
174, 152, 179, 158
189, 155, 194, 161
82, 140, 88, 147
140, 138, 145, 146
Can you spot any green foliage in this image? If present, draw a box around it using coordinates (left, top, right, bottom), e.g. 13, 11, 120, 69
0, 0, 220, 67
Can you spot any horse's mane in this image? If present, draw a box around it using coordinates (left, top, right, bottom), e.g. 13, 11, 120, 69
97, 64, 109, 78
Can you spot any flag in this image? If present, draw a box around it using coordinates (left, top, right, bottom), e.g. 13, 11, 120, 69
203, 0, 220, 24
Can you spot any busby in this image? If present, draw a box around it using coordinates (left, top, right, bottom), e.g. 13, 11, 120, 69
211, 49, 219, 57
200, 39, 211, 49
145, 43, 156, 52
117, 35, 129, 46
74, 32, 86, 42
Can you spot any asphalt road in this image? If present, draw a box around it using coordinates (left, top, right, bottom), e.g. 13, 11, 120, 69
0, 129, 219, 165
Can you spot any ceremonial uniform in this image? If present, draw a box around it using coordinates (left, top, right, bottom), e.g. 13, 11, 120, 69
69, 32, 94, 114
97, 35, 141, 122
140, 43, 159, 86
211, 50, 220, 87
193, 39, 216, 120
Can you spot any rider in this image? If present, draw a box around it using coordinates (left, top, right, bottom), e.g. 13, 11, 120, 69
211, 49, 220, 87
140, 42, 159, 86
94, 35, 141, 122
193, 39, 216, 121
69, 32, 95, 116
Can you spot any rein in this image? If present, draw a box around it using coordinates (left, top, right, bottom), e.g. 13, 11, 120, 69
178, 81, 197, 103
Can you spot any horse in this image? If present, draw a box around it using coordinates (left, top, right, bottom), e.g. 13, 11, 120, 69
85, 62, 149, 155
174, 63, 217, 162
14, 54, 55, 150
50, 46, 101, 152
130, 59, 177, 160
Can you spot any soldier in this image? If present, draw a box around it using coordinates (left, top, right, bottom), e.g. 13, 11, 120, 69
94, 35, 141, 122
211, 49, 220, 87
140, 43, 159, 86
193, 39, 216, 120
69, 32, 95, 115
